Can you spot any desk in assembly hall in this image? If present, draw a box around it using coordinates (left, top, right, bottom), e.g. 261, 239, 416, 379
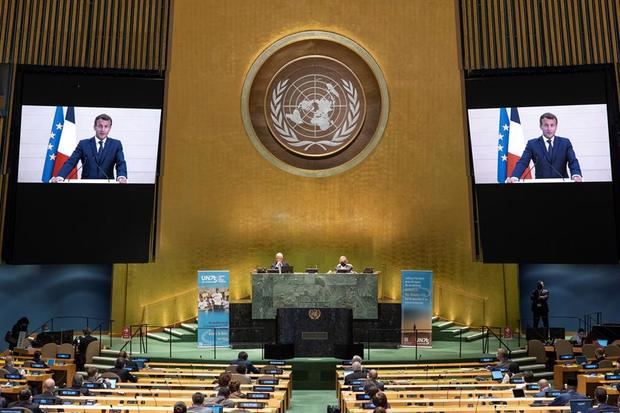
554, 363, 615, 388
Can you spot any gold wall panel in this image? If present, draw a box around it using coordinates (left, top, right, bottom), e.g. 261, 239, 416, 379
0, 0, 170, 69
111, 0, 520, 330
461, 0, 620, 72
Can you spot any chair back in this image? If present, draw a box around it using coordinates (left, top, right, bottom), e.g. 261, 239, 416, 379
598, 359, 614, 369
554, 339, 573, 358
57, 342, 75, 358
6, 408, 34, 413
230, 373, 252, 384
85, 339, 100, 364
527, 339, 547, 363
100, 371, 121, 381
581, 343, 597, 359
603, 345, 620, 357
0, 367, 10, 376
225, 364, 238, 372
40, 342, 57, 359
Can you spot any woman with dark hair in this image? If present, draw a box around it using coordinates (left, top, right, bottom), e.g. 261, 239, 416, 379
214, 372, 231, 390
32, 351, 48, 368
173, 402, 187, 413
228, 380, 245, 398
372, 392, 390, 409
501, 361, 521, 384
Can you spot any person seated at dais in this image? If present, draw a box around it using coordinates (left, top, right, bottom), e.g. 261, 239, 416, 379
270, 252, 291, 273
335, 256, 353, 273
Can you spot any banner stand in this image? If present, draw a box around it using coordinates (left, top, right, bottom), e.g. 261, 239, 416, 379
197, 270, 230, 348
401, 270, 433, 348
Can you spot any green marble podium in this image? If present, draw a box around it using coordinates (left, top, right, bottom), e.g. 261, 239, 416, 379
251, 272, 378, 319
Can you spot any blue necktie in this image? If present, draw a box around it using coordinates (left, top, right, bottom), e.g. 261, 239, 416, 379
97, 141, 103, 161
546, 139, 553, 158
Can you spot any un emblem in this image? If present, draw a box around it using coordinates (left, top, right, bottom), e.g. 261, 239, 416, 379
242, 31, 389, 177
308, 308, 321, 320
266, 57, 365, 157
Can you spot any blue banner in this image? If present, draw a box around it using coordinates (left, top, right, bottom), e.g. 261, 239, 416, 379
197, 270, 230, 347
401, 270, 433, 347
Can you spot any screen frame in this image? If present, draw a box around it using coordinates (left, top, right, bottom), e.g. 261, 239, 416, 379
464, 64, 620, 263
3, 65, 165, 264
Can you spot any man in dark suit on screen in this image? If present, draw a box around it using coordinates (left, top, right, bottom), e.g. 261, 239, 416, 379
507, 113, 582, 183
52, 114, 127, 183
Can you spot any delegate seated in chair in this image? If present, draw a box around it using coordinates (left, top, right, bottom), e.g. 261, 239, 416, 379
106, 357, 138, 383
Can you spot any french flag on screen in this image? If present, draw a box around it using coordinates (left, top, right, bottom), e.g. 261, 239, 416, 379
41, 106, 77, 182
497, 107, 531, 183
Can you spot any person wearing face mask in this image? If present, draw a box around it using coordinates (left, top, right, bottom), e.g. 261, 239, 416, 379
335, 256, 353, 273
530, 280, 550, 339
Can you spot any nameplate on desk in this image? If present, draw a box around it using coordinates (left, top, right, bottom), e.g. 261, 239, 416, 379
356, 394, 371, 400
4, 374, 22, 380
351, 385, 365, 392
605, 374, 620, 380
246, 392, 270, 399
257, 378, 279, 385
58, 389, 81, 396
268, 360, 286, 365
237, 402, 265, 409
252, 385, 275, 392
559, 354, 573, 360
301, 331, 328, 340
584, 363, 598, 369
263, 368, 283, 375
31, 363, 46, 369
36, 398, 57, 405
479, 357, 496, 363
56, 353, 71, 359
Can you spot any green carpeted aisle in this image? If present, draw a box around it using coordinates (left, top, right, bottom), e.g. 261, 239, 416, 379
287, 390, 337, 413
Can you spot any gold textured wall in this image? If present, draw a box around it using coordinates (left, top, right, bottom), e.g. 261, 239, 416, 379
111, 0, 520, 330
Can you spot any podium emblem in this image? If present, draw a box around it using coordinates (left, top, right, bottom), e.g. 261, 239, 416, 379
308, 308, 321, 320
242, 31, 389, 177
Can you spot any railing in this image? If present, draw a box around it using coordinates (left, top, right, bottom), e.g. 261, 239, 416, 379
119, 324, 266, 359
363, 326, 511, 361
480, 326, 512, 355
434, 283, 488, 327
30, 316, 114, 350
583, 312, 602, 332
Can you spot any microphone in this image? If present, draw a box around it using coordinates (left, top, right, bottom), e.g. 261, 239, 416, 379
547, 161, 567, 181
508, 157, 536, 183
65, 163, 84, 181
91, 155, 112, 182
539, 142, 567, 181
